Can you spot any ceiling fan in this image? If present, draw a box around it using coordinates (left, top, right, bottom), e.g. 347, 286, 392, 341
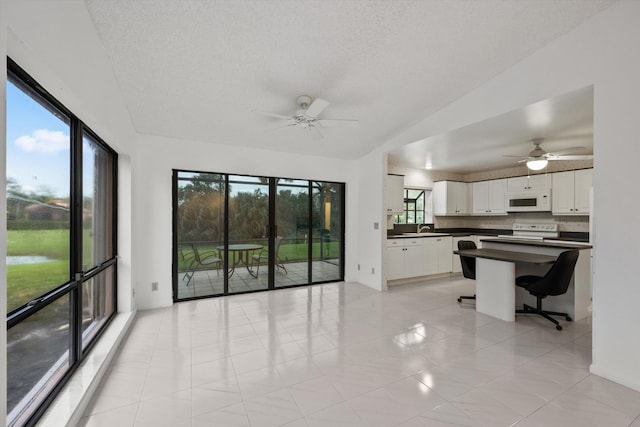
508, 138, 593, 170
253, 95, 358, 139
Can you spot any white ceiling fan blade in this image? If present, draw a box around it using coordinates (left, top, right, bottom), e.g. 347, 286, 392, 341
304, 98, 330, 118
252, 110, 293, 120
547, 155, 593, 160
547, 146, 586, 156
317, 119, 359, 128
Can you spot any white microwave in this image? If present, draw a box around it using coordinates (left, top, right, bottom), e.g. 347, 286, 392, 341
505, 190, 551, 212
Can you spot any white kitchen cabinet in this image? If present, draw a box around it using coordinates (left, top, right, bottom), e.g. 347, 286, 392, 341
472, 179, 507, 215
386, 174, 405, 214
435, 236, 453, 273
422, 236, 453, 274
552, 169, 592, 215
386, 238, 423, 280
506, 174, 552, 192
433, 181, 468, 215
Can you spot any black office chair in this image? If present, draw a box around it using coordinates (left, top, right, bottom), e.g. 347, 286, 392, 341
515, 250, 579, 330
457, 240, 477, 303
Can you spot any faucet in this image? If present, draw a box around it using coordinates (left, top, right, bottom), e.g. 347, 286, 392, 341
417, 224, 432, 233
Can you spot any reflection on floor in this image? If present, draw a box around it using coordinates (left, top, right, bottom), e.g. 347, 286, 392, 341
177, 260, 341, 299
81, 277, 640, 427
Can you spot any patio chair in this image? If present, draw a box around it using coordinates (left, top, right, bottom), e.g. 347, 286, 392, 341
251, 236, 287, 276
183, 244, 221, 286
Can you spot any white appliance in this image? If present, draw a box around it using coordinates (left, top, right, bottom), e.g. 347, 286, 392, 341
498, 223, 559, 240
505, 190, 551, 212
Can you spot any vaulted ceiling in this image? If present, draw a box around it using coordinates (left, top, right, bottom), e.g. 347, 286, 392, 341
85, 0, 613, 163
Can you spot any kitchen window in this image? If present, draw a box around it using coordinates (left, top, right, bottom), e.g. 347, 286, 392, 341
395, 188, 432, 224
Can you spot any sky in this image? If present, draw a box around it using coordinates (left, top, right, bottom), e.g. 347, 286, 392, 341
6, 80, 93, 198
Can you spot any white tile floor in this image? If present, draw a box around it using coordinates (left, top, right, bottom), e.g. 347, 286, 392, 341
80, 276, 640, 426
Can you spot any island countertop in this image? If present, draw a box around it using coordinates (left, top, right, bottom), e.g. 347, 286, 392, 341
480, 238, 592, 250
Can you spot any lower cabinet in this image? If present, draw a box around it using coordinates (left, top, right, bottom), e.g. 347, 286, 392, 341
386, 238, 423, 280
386, 236, 453, 281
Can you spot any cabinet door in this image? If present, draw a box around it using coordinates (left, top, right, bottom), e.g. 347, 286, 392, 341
574, 169, 593, 214
403, 241, 423, 278
386, 175, 405, 214
552, 171, 575, 214
488, 179, 507, 213
436, 237, 453, 273
472, 181, 489, 214
454, 182, 468, 214
506, 176, 528, 192
528, 174, 552, 190
422, 238, 438, 275
386, 244, 405, 280
433, 181, 447, 216
507, 174, 551, 192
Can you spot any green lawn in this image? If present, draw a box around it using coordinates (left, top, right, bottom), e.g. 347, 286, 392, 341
6, 229, 77, 313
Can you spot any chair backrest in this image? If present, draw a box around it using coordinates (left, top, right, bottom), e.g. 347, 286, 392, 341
458, 240, 477, 280
191, 244, 202, 263
274, 236, 283, 254
528, 250, 580, 297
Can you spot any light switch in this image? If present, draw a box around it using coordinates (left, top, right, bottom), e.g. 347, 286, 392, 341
374, 222, 379, 230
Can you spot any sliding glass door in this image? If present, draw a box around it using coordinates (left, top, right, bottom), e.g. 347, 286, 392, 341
173, 171, 344, 301
275, 179, 310, 288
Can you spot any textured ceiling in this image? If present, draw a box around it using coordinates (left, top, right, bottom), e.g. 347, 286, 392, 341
389, 85, 594, 173
85, 0, 613, 162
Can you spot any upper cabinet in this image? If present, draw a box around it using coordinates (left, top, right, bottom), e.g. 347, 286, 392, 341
472, 179, 507, 215
552, 169, 593, 215
386, 174, 405, 214
433, 181, 469, 215
506, 174, 552, 192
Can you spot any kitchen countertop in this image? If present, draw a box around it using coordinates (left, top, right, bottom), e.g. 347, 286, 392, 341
387, 232, 451, 239
480, 237, 592, 249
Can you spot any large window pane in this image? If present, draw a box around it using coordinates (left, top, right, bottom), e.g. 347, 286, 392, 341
312, 182, 343, 282
82, 266, 116, 350
228, 175, 269, 293
82, 133, 115, 270
176, 172, 226, 299
6, 79, 71, 314
7, 295, 71, 426
275, 179, 309, 287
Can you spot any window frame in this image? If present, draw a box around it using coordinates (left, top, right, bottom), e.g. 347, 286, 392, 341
395, 188, 426, 224
6, 57, 118, 427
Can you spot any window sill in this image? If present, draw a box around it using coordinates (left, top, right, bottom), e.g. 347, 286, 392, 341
36, 311, 136, 426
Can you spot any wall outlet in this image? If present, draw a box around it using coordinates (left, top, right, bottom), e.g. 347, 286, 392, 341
371, 267, 375, 274
358, 264, 361, 271
151, 282, 158, 291
374, 222, 379, 230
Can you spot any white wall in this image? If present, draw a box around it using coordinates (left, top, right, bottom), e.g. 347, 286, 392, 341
133, 134, 359, 309
362, 0, 640, 391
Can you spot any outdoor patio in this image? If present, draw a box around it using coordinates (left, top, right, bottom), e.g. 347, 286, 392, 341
177, 260, 341, 299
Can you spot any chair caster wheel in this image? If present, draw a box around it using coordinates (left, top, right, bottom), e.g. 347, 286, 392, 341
457, 298, 462, 303
566, 316, 572, 321
556, 325, 563, 331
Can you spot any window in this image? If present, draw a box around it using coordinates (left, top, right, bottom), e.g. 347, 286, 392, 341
6, 59, 117, 426
395, 188, 432, 224
173, 171, 345, 300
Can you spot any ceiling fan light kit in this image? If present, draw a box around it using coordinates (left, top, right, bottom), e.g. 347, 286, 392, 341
526, 159, 549, 170
509, 138, 592, 171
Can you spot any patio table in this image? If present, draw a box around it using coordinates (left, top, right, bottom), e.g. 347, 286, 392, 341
217, 244, 263, 278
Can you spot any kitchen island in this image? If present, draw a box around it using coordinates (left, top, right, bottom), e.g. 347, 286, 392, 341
478, 238, 592, 321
